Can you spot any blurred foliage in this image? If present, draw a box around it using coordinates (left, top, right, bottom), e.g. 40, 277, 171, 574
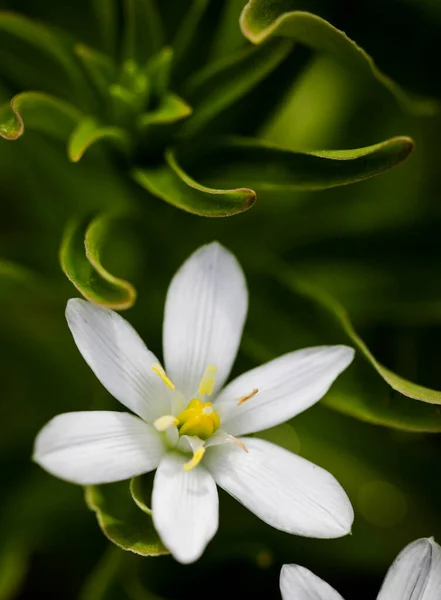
1, 0, 441, 599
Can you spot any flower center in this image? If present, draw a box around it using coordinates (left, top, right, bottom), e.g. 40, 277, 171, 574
151, 362, 253, 471
152, 362, 221, 444
176, 399, 220, 439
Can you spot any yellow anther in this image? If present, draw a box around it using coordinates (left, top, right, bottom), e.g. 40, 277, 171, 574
198, 364, 217, 396
154, 415, 179, 432
237, 388, 259, 406
152, 363, 175, 390
177, 399, 220, 440
183, 446, 206, 471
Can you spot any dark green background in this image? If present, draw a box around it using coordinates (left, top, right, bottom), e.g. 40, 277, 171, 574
1, 1, 441, 598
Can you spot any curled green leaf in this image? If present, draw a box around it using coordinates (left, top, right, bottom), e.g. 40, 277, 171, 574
137, 93, 192, 130
132, 148, 256, 217
178, 135, 414, 191
60, 213, 137, 310
280, 271, 441, 405
0, 91, 81, 141
68, 117, 131, 162
130, 474, 153, 516
240, 0, 438, 116
85, 483, 167, 556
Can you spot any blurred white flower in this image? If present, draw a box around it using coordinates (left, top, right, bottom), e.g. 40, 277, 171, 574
34, 242, 354, 564
280, 537, 441, 600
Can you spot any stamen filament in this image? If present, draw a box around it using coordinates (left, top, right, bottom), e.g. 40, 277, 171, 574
183, 446, 206, 471
237, 388, 259, 406
229, 436, 249, 452
152, 363, 175, 390
198, 364, 217, 396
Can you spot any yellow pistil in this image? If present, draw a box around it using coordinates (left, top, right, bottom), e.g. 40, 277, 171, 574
183, 446, 206, 471
177, 399, 221, 439
237, 387, 259, 406
151, 363, 175, 390
198, 364, 217, 396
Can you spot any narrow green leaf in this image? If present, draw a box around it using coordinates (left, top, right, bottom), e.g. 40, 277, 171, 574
79, 548, 124, 600
137, 93, 192, 129
177, 135, 414, 191
0, 542, 28, 600
68, 117, 131, 162
60, 213, 137, 310
0, 91, 81, 141
172, 0, 209, 68
132, 148, 256, 217
209, 0, 248, 61
92, 0, 118, 58
280, 271, 441, 405
74, 44, 116, 100
181, 38, 293, 137
0, 12, 87, 100
240, 0, 438, 115
85, 482, 168, 556
145, 47, 174, 105
122, 0, 165, 64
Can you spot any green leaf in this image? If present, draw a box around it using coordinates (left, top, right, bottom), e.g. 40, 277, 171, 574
92, 0, 118, 58
243, 311, 441, 434
74, 44, 116, 101
181, 38, 293, 137
68, 117, 131, 162
132, 148, 256, 217
60, 213, 137, 310
172, 0, 209, 69
130, 474, 153, 516
137, 93, 192, 129
176, 135, 414, 192
0, 541, 28, 600
0, 91, 82, 141
122, 0, 165, 64
282, 275, 441, 404
145, 47, 174, 104
0, 12, 87, 101
209, 0, 248, 61
85, 482, 168, 556
240, 0, 439, 116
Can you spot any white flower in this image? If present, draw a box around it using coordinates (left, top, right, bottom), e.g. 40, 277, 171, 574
280, 537, 441, 600
33, 242, 355, 564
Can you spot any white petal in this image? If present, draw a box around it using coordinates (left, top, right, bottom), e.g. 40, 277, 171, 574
152, 452, 218, 564
66, 299, 171, 423
205, 437, 353, 538
377, 538, 441, 600
163, 242, 248, 398
33, 411, 165, 485
216, 346, 354, 436
280, 565, 345, 600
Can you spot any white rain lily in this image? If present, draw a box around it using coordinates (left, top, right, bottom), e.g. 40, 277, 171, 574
280, 537, 441, 600
34, 242, 355, 564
